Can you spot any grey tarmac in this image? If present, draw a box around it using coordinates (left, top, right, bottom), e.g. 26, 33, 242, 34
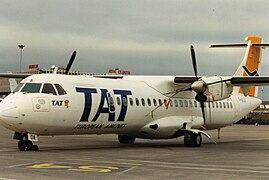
0, 125, 268, 180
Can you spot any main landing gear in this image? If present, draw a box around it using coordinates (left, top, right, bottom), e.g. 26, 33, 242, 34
118, 134, 136, 144
184, 132, 202, 147
14, 132, 39, 151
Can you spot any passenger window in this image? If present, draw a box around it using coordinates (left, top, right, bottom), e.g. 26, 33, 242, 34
141, 98, 145, 106
223, 102, 226, 108
230, 102, 233, 108
227, 102, 229, 108
107, 92, 115, 112
189, 100, 193, 108
42, 83, 57, 95
208, 102, 210, 108
194, 101, 197, 108
13, 83, 24, 92
212, 102, 215, 108
135, 98, 140, 106
180, 100, 183, 107
158, 99, 162, 106
174, 100, 178, 107
164, 99, 167, 106
21, 83, 42, 93
129, 98, 134, 106
117, 97, 121, 105
219, 102, 222, 108
170, 99, 173, 107
122, 97, 127, 106
216, 102, 218, 108
184, 100, 188, 107
54, 84, 67, 95
153, 99, 157, 106
147, 98, 151, 106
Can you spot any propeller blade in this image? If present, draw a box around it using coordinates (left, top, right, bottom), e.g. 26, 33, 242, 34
65, 51, 77, 75
200, 100, 206, 125
190, 45, 198, 80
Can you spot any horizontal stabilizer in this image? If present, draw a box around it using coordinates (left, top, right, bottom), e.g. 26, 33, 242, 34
210, 44, 269, 48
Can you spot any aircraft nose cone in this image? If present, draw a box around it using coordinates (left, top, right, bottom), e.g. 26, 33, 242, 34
0, 106, 19, 126
0, 98, 20, 130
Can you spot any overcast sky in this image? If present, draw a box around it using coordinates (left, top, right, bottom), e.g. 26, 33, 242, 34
1, 0, 269, 98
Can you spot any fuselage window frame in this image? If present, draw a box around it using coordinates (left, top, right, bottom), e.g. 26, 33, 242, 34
174, 99, 178, 107
184, 100, 188, 108
147, 98, 151, 106
170, 99, 173, 107
116, 97, 121, 106
153, 99, 157, 106
122, 97, 128, 107
158, 99, 162, 106
135, 98, 140, 106
179, 100, 183, 107
129, 97, 134, 106
189, 100, 193, 108
194, 100, 197, 108
141, 98, 145, 106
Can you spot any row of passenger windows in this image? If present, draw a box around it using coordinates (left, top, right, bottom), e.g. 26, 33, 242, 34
116, 97, 233, 109
14, 83, 67, 96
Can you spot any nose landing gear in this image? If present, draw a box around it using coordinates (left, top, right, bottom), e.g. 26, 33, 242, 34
14, 132, 39, 151
17, 140, 39, 151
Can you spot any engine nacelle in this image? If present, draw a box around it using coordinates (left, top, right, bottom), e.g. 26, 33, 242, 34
199, 76, 233, 102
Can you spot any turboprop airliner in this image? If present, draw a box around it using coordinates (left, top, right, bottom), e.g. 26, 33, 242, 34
0, 36, 269, 151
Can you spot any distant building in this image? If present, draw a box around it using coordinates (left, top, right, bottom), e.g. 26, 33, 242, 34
108, 68, 130, 75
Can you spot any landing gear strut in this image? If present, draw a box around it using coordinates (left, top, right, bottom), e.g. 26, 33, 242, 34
118, 134, 136, 144
14, 132, 39, 151
184, 132, 202, 147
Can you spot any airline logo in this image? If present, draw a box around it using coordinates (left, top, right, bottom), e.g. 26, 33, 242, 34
76, 87, 132, 122
242, 66, 259, 76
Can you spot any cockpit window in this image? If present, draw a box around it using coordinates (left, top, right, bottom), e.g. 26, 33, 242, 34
54, 84, 67, 95
21, 83, 42, 93
42, 83, 57, 95
13, 83, 24, 92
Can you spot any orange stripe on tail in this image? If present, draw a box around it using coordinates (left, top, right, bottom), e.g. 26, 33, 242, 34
239, 36, 262, 96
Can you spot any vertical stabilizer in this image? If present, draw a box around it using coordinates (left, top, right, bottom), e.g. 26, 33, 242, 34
210, 36, 267, 97
233, 36, 262, 97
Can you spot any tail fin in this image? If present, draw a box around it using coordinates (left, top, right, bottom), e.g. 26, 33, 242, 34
211, 36, 269, 97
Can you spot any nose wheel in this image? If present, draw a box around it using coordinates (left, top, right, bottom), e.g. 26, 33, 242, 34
17, 140, 39, 151
14, 133, 39, 151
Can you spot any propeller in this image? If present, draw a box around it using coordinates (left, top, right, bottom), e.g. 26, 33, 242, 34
189, 45, 207, 125
190, 45, 198, 80
64, 51, 77, 75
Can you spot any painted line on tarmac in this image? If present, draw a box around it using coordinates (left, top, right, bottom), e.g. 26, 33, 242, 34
0, 149, 16, 152
67, 158, 142, 166
8, 162, 40, 168
148, 163, 269, 174
117, 159, 269, 174
11, 161, 135, 174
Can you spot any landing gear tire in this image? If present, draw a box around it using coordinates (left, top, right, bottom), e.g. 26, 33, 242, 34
18, 140, 39, 151
118, 135, 135, 144
184, 132, 202, 147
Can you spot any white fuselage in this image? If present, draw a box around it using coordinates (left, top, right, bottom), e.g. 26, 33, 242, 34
0, 74, 261, 139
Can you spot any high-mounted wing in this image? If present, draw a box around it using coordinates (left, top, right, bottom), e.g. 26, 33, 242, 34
0, 73, 30, 79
